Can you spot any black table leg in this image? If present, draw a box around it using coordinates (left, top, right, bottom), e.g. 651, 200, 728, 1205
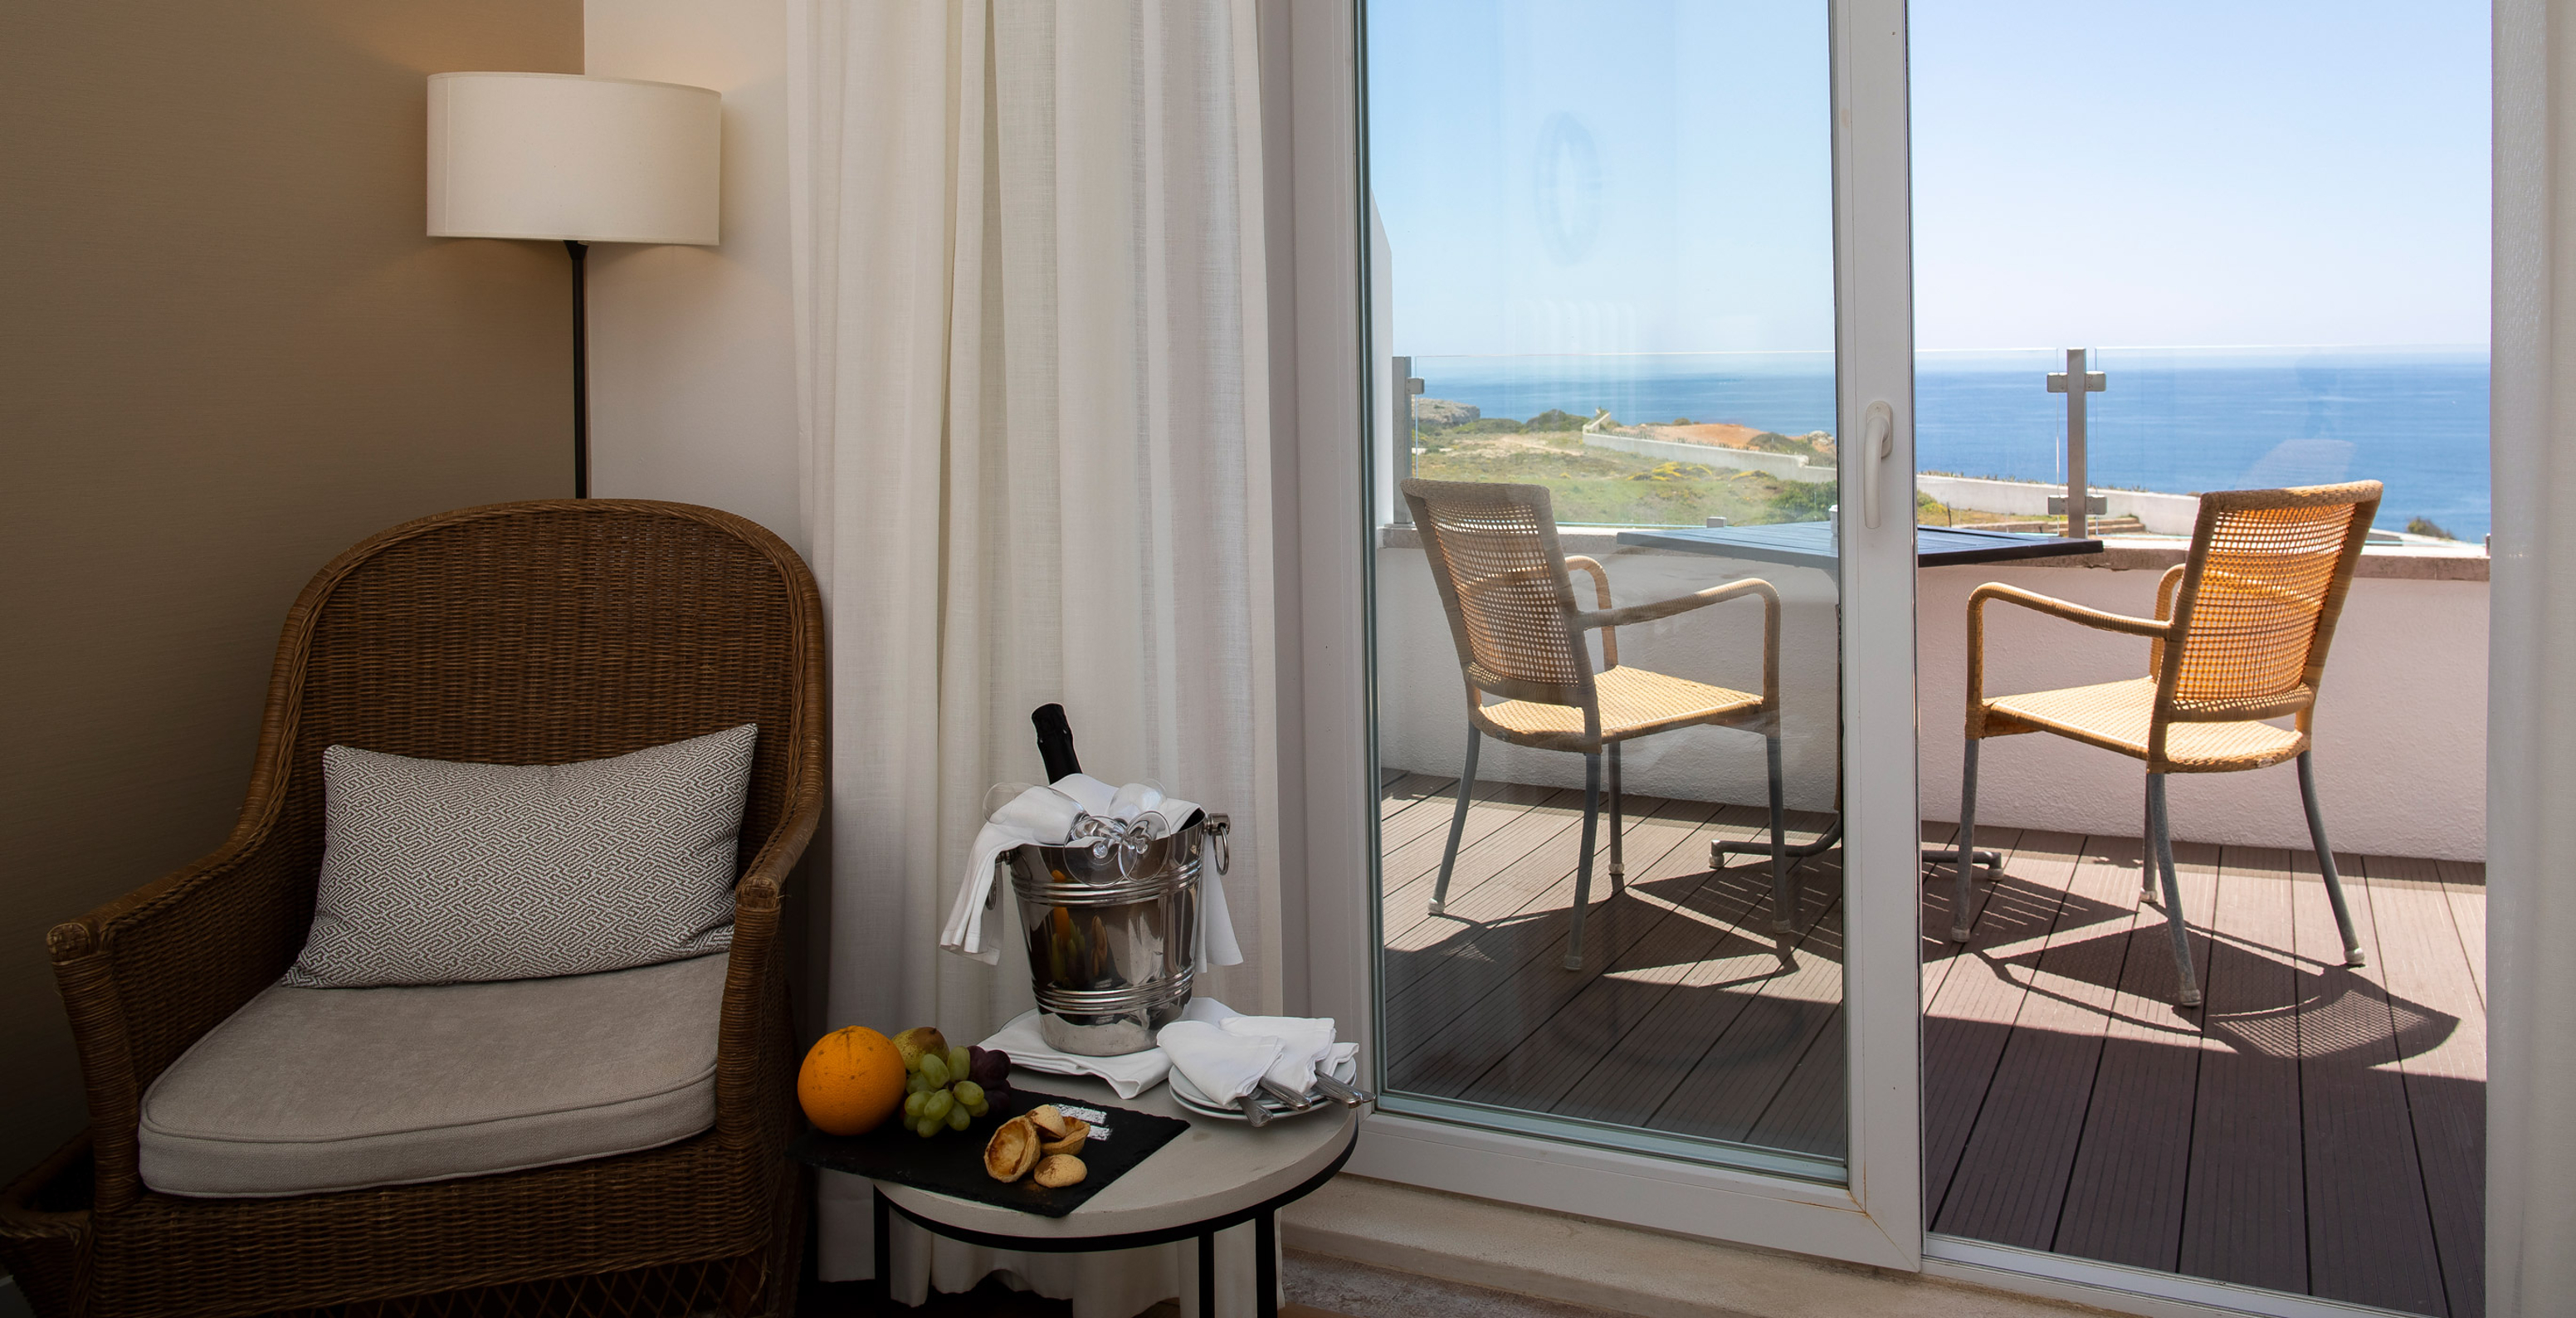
1255, 1210, 1279, 1318
1198, 1229, 1217, 1316
873, 1188, 893, 1309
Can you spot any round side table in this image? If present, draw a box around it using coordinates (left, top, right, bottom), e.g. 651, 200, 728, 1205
863, 1074, 1358, 1318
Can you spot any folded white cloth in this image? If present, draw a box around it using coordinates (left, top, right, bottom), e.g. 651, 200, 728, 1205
983, 1000, 1354, 1104
1187, 998, 1339, 1092
1156, 1020, 1284, 1106
978, 1009, 1172, 1098
1225, 1015, 1336, 1092
938, 784, 1088, 964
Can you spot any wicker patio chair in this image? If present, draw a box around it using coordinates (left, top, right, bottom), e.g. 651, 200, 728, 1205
0, 500, 825, 1318
1403, 480, 1790, 970
1950, 481, 2381, 1007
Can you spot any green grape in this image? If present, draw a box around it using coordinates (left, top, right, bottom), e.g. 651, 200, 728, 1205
950, 1081, 984, 1108
945, 1104, 973, 1131
963, 1099, 989, 1119
905, 1071, 931, 1095
915, 1116, 939, 1138
919, 1054, 951, 1088
946, 1045, 972, 1076
903, 1090, 928, 1119
924, 1089, 954, 1122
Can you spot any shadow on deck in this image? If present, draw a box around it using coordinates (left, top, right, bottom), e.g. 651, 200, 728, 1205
1373, 771, 2486, 1318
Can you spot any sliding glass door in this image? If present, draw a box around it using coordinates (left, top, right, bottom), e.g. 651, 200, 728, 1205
1345, 0, 1923, 1263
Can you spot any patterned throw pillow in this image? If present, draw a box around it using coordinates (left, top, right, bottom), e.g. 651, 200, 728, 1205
282, 725, 759, 988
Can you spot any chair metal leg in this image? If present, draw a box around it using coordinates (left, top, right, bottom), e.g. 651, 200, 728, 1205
2299, 751, 2368, 967
2140, 775, 2160, 901
1564, 753, 1603, 970
1766, 734, 1794, 964
1608, 742, 1626, 895
1950, 739, 1981, 941
2148, 774, 2203, 1008
1429, 730, 1480, 917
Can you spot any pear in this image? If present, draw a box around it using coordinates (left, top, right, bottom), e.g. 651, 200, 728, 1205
890, 1026, 949, 1070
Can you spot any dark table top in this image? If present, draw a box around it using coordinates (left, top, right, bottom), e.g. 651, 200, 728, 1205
1612, 522, 2104, 569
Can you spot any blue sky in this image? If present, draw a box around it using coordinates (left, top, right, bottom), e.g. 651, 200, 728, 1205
1366, 1, 2491, 356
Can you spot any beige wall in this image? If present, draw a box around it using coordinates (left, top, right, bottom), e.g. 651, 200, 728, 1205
0, 1, 583, 1184
585, 0, 804, 554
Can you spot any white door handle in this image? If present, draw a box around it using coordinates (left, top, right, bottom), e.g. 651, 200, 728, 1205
1859, 400, 1895, 530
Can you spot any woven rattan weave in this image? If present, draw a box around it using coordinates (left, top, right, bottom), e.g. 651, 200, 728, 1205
0, 500, 827, 1318
1952, 482, 2381, 1005
1402, 480, 1795, 969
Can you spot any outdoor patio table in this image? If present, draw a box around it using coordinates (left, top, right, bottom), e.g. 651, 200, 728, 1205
1610, 522, 2104, 867
1612, 521, 2104, 569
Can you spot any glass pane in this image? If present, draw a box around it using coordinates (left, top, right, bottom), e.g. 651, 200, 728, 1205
1913, 5, 2489, 1313
1365, 0, 1847, 1177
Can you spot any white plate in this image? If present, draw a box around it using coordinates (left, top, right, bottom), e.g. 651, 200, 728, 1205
1168, 1055, 1359, 1121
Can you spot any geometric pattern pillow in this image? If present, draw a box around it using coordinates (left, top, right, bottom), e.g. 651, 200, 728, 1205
281, 724, 758, 988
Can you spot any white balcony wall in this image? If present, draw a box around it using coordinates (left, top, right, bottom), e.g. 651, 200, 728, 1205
1375, 536, 2486, 862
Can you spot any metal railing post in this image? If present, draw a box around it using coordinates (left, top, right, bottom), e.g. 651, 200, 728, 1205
1393, 354, 1422, 522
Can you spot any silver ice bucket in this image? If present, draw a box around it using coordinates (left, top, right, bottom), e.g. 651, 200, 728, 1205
1006, 813, 1227, 1056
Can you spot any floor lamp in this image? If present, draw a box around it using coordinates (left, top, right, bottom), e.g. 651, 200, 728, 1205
427, 72, 720, 497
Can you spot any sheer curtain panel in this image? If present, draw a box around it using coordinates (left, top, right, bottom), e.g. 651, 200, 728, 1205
788, 2, 1279, 1311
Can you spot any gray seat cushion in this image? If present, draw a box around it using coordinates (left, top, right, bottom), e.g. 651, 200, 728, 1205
139, 953, 729, 1198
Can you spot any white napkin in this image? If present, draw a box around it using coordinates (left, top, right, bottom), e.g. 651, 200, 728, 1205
978, 1009, 1172, 1098
1186, 998, 1339, 1092
1156, 1019, 1284, 1105
938, 784, 1086, 964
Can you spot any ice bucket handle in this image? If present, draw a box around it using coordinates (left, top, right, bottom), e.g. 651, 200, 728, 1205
1205, 813, 1230, 874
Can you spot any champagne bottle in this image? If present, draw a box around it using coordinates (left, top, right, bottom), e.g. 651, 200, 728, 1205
1032, 704, 1082, 783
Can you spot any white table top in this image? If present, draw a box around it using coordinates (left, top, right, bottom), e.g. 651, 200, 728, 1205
874, 1071, 1359, 1241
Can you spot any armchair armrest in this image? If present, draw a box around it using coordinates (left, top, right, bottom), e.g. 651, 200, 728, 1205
1964, 582, 2178, 717
50, 807, 320, 1213
712, 764, 824, 1152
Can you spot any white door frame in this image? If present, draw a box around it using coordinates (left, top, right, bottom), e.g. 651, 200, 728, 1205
1280, 0, 1925, 1272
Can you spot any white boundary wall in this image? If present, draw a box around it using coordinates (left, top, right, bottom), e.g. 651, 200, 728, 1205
1578, 428, 1840, 483
1917, 473, 2202, 535
1376, 536, 2486, 861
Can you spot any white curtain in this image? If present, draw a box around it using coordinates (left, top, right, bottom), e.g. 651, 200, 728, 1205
788, 1, 1281, 1312
2489, 2, 2576, 1313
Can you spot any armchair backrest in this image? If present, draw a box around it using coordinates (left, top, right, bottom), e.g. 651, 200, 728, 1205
1402, 479, 1596, 709
2159, 481, 2381, 723
273, 500, 825, 892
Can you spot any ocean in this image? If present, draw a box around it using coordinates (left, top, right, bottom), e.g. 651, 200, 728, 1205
1411, 348, 2493, 542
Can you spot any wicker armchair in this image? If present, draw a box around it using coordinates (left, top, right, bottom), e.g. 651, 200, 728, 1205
1951, 482, 2380, 1007
0, 500, 826, 1318
1403, 480, 1790, 969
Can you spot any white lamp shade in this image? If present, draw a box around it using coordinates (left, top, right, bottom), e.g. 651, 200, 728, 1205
428, 72, 719, 245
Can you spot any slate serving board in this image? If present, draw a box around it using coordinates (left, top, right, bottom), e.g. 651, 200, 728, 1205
788, 1086, 1191, 1218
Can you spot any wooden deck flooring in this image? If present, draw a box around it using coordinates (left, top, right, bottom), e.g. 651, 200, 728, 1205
1377, 773, 2486, 1318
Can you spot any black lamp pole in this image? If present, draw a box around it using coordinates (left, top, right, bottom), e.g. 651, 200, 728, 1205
565, 239, 590, 498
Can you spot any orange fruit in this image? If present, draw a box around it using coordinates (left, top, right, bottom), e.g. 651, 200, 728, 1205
798, 1026, 905, 1136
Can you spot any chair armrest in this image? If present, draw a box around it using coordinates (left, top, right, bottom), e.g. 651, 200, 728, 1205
49, 811, 320, 1213
2152, 564, 2187, 674
711, 763, 825, 1152
1563, 555, 1617, 669
1964, 583, 2177, 720
1573, 578, 1782, 711
1573, 576, 1779, 633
